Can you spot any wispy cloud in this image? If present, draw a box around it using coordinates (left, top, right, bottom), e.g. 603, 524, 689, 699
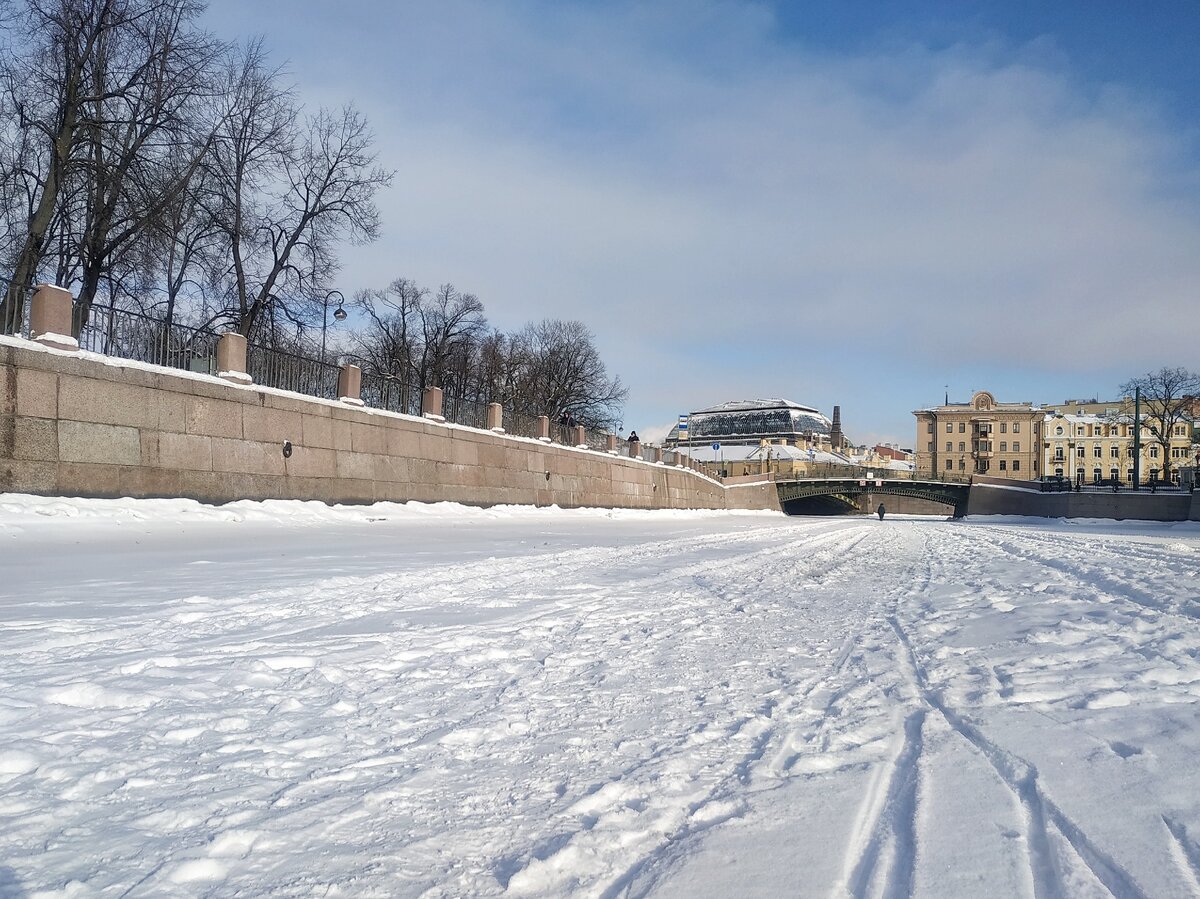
214, 0, 1200, 440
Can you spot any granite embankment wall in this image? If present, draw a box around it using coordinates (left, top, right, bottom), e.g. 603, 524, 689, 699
966, 477, 1200, 522
0, 339, 780, 512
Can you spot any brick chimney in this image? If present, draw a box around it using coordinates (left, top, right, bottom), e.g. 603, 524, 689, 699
830, 405, 843, 451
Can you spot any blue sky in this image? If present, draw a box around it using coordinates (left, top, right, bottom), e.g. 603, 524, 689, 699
202, 1, 1200, 446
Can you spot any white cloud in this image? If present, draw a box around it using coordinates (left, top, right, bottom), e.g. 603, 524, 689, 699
216, 0, 1200, 441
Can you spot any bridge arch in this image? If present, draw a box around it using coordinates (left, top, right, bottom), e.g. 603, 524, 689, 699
776, 478, 970, 517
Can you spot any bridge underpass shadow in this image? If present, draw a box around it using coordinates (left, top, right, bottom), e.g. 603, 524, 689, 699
781, 494, 864, 516
776, 479, 968, 518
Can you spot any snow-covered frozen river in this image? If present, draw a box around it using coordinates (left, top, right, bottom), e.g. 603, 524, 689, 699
2, 496, 1200, 898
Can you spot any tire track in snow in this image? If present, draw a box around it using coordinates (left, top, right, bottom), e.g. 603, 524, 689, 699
1162, 815, 1200, 895
822, 527, 934, 899
888, 611, 1150, 899
475, 522, 884, 897
966, 525, 1200, 621
9, 521, 884, 898
843, 708, 925, 899
504, 523, 892, 898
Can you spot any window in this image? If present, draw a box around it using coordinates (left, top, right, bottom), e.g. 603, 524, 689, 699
927, 423, 934, 434
1055, 467, 1064, 477
946, 423, 952, 433
1110, 446, 1119, 459
999, 460, 1007, 471
959, 442, 965, 452
1054, 448, 1064, 461
1013, 442, 1020, 452
1055, 425, 1064, 436
1077, 446, 1085, 458
1000, 423, 1008, 433
1013, 460, 1020, 471
1150, 446, 1160, 459
959, 423, 966, 433
1013, 423, 1021, 434
927, 441, 934, 451
1111, 467, 1119, 481
1093, 467, 1102, 483
1093, 445, 1102, 458
1076, 426, 1085, 436
999, 441, 1008, 452
946, 441, 952, 452
945, 459, 953, 470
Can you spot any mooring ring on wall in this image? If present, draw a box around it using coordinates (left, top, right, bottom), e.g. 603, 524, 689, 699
283, 440, 293, 459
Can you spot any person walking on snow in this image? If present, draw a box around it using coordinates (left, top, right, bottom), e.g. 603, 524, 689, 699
877, 502, 886, 520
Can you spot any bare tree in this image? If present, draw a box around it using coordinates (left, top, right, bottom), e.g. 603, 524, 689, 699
1121, 366, 1200, 481
511, 319, 627, 429
351, 279, 629, 429
417, 283, 486, 391
1, 0, 204, 329
65, 0, 221, 333
353, 277, 428, 412
152, 151, 223, 330
207, 42, 393, 339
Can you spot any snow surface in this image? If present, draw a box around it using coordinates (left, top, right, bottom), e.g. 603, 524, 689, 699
2, 495, 1200, 897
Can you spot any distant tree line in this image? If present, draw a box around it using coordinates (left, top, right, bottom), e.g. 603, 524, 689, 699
0, 0, 627, 429
354, 278, 627, 430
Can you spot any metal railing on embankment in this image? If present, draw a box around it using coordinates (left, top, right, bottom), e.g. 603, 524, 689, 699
6, 284, 669, 467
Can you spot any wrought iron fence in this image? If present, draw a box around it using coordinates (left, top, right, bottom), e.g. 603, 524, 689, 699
9, 294, 649, 458
80, 305, 221, 374
445, 395, 490, 430
359, 370, 422, 417
1, 283, 29, 337
580, 427, 609, 452
246, 343, 340, 400
506, 409, 545, 440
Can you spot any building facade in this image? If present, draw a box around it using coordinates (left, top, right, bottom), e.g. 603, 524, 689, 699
1043, 411, 1195, 485
913, 391, 1043, 480
667, 399, 837, 452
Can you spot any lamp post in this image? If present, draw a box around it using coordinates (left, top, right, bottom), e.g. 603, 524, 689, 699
1132, 386, 1141, 490
321, 289, 346, 361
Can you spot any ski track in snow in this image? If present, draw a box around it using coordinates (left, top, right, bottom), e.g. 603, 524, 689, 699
2, 501, 1200, 897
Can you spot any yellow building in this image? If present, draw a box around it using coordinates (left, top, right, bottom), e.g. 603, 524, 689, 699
1044, 411, 1194, 485
913, 391, 1043, 480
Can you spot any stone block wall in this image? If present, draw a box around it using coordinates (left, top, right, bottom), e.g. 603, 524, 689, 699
965, 482, 1196, 521
1, 339, 780, 513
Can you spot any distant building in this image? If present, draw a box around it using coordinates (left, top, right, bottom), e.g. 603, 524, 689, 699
1043, 410, 1194, 485
873, 444, 913, 463
913, 390, 1043, 479
667, 398, 858, 477
667, 399, 838, 451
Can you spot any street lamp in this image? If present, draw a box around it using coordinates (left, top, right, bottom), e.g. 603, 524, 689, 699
321, 289, 347, 360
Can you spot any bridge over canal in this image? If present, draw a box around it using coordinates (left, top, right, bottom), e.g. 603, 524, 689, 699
776, 476, 971, 517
